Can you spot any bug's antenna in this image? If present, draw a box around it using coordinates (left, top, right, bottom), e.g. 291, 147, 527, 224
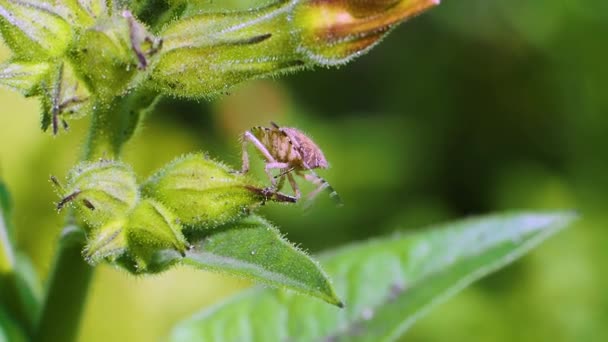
327, 186, 343, 207
317, 182, 343, 207
270, 121, 280, 128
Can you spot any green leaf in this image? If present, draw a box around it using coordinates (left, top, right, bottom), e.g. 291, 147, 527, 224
0, 307, 27, 342
169, 211, 576, 342
7, 253, 43, 326
0, 180, 14, 273
0, 181, 42, 335
141, 215, 342, 307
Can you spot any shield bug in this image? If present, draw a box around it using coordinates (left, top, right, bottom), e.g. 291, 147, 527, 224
240, 122, 342, 206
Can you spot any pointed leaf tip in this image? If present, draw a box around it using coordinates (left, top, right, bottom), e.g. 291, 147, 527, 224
180, 215, 342, 306
169, 211, 577, 342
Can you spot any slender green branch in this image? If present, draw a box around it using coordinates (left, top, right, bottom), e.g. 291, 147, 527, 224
34, 227, 92, 342
85, 90, 159, 160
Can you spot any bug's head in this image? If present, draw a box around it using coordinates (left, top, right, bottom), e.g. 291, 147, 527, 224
249, 126, 268, 140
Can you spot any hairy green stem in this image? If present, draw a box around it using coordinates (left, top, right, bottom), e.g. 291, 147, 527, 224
34, 227, 91, 342
86, 90, 159, 160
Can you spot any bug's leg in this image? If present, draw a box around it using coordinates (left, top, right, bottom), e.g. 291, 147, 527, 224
241, 130, 275, 174
276, 171, 287, 191
286, 172, 301, 200
241, 139, 250, 174
300, 171, 343, 206
264, 162, 290, 186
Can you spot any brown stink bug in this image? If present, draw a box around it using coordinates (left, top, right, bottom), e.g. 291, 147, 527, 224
240, 122, 342, 206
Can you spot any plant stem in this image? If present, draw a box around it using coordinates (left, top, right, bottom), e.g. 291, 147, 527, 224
34, 227, 92, 342
86, 90, 159, 160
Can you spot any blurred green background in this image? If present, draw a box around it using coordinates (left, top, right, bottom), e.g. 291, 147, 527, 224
0, 0, 606, 340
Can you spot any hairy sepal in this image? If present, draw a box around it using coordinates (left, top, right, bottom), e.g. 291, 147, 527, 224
58, 160, 139, 229
141, 153, 267, 229
0, 0, 72, 59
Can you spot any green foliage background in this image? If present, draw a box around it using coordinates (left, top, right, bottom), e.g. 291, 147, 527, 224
0, 0, 605, 340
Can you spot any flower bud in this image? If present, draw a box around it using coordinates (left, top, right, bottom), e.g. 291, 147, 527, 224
83, 219, 128, 265
0, 0, 72, 59
294, 0, 440, 65
151, 0, 302, 98
70, 11, 161, 99
57, 160, 139, 228
142, 154, 267, 229
125, 199, 188, 271
150, 0, 439, 97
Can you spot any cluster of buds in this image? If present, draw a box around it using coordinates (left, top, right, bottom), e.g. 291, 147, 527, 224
0, 0, 161, 134
52, 154, 295, 272
0, 0, 438, 134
